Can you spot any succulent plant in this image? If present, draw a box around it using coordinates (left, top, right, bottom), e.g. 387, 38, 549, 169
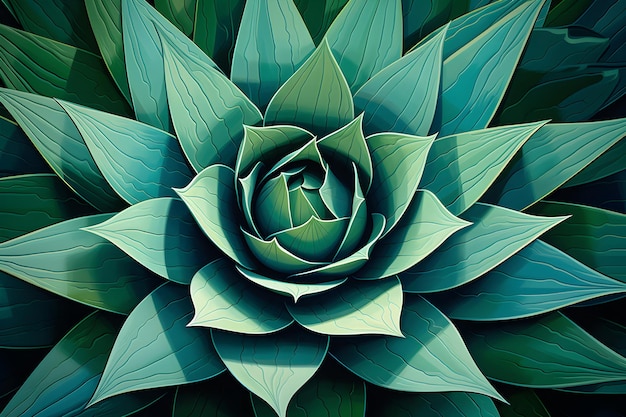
1, 0, 626, 416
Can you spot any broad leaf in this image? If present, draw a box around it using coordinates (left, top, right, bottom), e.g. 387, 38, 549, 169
155, 0, 196, 36
294, 0, 349, 44
85, 198, 217, 285
89, 284, 225, 406
331, 296, 502, 400
0, 214, 160, 314
212, 326, 329, 417
367, 390, 499, 417
173, 373, 255, 417
0, 116, 50, 177
189, 259, 293, 334
265, 40, 353, 136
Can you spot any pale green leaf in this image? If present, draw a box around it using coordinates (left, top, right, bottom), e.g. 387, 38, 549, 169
367, 391, 499, 417
0, 116, 50, 177
273, 217, 350, 261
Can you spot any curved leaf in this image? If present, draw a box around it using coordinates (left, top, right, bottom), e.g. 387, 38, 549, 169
89, 283, 225, 406
0, 214, 160, 314
566, 138, 626, 187
0, 116, 50, 177
155, 0, 196, 36
173, 373, 255, 417
273, 217, 349, 261
367, 390, 499, 417
212, 326, 329, 417
254, 174, 294, 236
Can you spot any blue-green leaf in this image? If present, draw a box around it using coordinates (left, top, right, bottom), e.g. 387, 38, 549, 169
566, 137, 626, 187
0, 214, 160, 314
273, 216, 349, 262
189, 259, 293, 334
89, 284, 225, 406
155, 0, 196, 36
402, 203, 566, 293
60, 100, 193, 204
367, 391, 499, 417
212, 326, 329, 417
254, 174, 294, 236
231, 0, 314, 109
85, 198, 217, 285
324, 0, 402, 92
331, 296, 502, 400
265, 40, 353, 136
0, 116, 50, 177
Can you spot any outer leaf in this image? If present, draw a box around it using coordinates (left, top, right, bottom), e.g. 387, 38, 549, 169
484, 119, 626, 210
89, 284, 225, 406
421, 121, 546, 215
324, 0, 402, 92
173, 373, 255, 417
294, 0, 349, 44
231, 0, 314, 109
189, 259, 293, 334
161, 33, 262, 172
331, 296, 502, 400
155, 0, 196, 36
265, 40, 353, 136
287, 276, 403, 336
60, 100, 193, 204
0, 25, 131, 117
176, 164, 257, 269
0, 174, 94, 243
85, 198, 216, 285
401, 203, 566, 293
0, 89, 123, 212
367, 390, 499, 417
0, 116, 50, 177
0, 214, 160, 314
357, 190, 469, 280
353, 24, 445, 136
462, 312, 626, 387
212, 326, 329, 417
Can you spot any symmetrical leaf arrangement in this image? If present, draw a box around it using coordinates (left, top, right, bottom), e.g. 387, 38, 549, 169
1, 0, 625, 416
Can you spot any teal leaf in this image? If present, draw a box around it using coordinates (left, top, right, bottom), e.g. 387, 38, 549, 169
566, 137, 626, 187
357, 190, 469, 280
161, 33, 262, 172
59, 100, 193, 204
333, 164, 368, 260
401, 203, 566, 293
294, 0, 350, 45
74, 391, 164, 417
189, 258, 293, 334
462, 312, 626, 387
0, 116, 50, 177
367, 390, 499, 417
318, 165, 352, 219
263, 138, 324, 182
353, 24, 445, 137
231, 0, 314, 109
265, 40, 353, 136
367, 132, 435, 234
331, 296, 502, 400
0, 89, 124, 212
239, 161, 264, 235
287, 276, 403, 337
484, 119, 626, 210
273, 216, 349, 261
176, 165, 257, 270
0, 214, 160, 314
0, 25, 131, 117
212, 326, 329, 417
435, 0, 545, 136
324, 0, 402, 92
421, 121, 546, 215
0, 174, 94, 243
0, 312, 117, 417
430, 240, 626, 320
85, 198, 217, 285
155, 0, 196, 36
255, 174, 294, 236
89, 283, 225, 406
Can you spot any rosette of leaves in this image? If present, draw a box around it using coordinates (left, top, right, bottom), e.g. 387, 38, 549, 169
1, 0, 626, 416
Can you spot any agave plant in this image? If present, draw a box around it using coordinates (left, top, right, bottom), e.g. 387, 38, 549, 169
1, 0, 626, 416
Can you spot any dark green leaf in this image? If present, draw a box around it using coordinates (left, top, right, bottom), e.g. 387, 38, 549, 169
173, 373, 255, 417
294, 0, 349, 45
254, 174, 294, 237
496, 388, 550, 417
155, 0, 196, 36
565, 138, 626, 186
367, 390, 499, 417
544, 0, 593, 26
76, 391, 165, 417
0, 116, 50, 177
550, 169, 626, 214
274, 216, 349, 261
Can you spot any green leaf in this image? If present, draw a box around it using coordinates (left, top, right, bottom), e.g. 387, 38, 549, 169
161, 33, 262, 172
436, 0, 544, 136
331, 296, 502, 400
0, 312, 118, 417
287, 276, 403, 336
462, 312, 626, 387
421, 121, 546, 215
89, 283, 225, 406
0, 116, 50, 177
85, 198, 217, 285
484, 119, 626, 210
367, 390, 499, 417
318, 166, 351, 218
544, 0, 593, 26
273, 216, 349, 262
430, 240, 626, 320
60, 100, 193, 204
401, 203, 566, 293
263, 138, 324, 182
265, 40, 353, 136
0, 89, 124, 212
0, 25, 131, 117
357, 190, 469, 280
0, 214, 160, 314
189, 258, 293, 334
155, 0, 196, 36
496, 388, 550, 417
294, 0, 349, 45
254, 174, 294, 236
566, 138, 626, 187
0, 174, 94, 243
231, 0, 314, 109
176, 164, 257, 270
324, 0, 402, 92
75, 391, 165, 417
212, 326, 329, 417
367, 132, 435, 235
333, 165, 368, 260
354, 24, 445, 137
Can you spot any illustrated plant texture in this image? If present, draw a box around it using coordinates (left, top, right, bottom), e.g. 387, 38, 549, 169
1, 0, 626, 416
